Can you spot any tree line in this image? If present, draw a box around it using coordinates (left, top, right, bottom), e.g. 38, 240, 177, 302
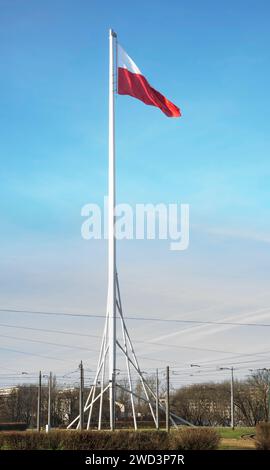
0, 370, 269, 427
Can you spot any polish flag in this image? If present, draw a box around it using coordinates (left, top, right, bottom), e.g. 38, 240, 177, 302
117, 45, 181, 118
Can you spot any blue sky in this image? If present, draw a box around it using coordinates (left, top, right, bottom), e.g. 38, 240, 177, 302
1, 0, 270, 386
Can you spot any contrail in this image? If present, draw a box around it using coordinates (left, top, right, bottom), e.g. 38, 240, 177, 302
139, 306, 270, 362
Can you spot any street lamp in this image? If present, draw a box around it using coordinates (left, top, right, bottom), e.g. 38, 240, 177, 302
219, 367, 234, 429
42, 373, 52, 432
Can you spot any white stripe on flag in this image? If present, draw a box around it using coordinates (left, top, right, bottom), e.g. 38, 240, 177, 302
117, 44, 142, 75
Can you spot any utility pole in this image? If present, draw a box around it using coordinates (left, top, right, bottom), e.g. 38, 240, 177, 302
156, 368, 159, 430
47, 371, 52, 432
230, 367, 234, 429
79, 361, 84, 430
37, 371, 41, 432
220, 366, 234, 429
166, 366, 170, 433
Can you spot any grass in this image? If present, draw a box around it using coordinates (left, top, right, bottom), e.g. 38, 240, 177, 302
215, 427, 256, 450
216, 427, 255, 439
219, 438, 255, 450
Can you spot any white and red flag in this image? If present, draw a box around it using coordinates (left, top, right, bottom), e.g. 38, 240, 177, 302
117, 44, 181, 118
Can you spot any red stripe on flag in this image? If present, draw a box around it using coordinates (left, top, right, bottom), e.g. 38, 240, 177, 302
118, 67, 181, 118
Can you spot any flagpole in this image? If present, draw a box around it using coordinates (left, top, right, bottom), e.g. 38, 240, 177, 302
67, 31, 185, 432
108, 27, 117, 431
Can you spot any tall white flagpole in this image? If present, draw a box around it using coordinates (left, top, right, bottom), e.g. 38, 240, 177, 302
67, 30, 190, 431
108, 27, 117, 431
